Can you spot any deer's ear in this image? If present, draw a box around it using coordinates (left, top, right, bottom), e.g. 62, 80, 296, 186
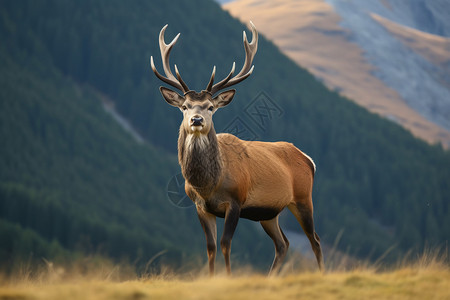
160, 87, 184, 107
213, 89, 235, 108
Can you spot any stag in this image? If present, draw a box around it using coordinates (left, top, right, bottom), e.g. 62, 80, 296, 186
150, 22, 324, 275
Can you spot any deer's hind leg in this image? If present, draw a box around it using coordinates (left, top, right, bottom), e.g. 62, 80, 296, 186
288, 199, 324, 271
260, 215, 289, 275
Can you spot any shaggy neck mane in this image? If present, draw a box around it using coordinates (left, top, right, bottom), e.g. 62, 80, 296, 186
178, 126, 222, 194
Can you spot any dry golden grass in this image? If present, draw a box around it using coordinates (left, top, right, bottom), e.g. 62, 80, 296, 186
1, 251, 449, 300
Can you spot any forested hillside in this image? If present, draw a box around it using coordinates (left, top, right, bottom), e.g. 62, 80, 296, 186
1, 0, 449, 271
0, 42, 195, 270
0, 0, 272, 272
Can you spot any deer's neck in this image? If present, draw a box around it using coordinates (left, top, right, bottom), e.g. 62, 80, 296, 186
178, 127, 222, 195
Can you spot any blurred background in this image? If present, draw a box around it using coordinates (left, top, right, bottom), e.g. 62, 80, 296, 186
1, 0, 449, 274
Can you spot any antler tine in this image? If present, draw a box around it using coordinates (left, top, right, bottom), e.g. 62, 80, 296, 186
236, 21, 258, 77
208, 62, 235, 94
210, 21, 258, 95
206, 66, 216, 92
159, 25, 179, 81
151, 25, 189, 93
150, 56, 182, 91
174, 64, 190, 92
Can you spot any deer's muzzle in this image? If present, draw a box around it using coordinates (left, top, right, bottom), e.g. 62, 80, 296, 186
191, 116, 204, 127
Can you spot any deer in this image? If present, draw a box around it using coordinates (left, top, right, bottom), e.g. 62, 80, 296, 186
150, 22, 324, 276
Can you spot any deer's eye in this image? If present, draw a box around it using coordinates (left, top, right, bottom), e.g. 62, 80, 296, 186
208, 106, 214, 111
182, 105, 187, 111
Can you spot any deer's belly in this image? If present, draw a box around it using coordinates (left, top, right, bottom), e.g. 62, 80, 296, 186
201, 196, 283, 221
240, 206, 281, 221
204, 202, 281, 221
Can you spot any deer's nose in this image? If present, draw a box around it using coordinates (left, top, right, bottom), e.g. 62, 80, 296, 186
191, 116, 204, 126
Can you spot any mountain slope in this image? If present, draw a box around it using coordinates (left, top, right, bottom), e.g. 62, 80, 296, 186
1, 0, 449, 268
224, 0, 450, 147
326, 0, 450, 136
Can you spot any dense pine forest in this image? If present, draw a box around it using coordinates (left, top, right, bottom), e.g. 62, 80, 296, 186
0, 0, 449, 272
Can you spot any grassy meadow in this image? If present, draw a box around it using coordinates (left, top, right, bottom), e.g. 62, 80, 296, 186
1, 252, 448, 300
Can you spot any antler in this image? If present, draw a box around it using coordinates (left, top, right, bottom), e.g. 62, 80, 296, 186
206, 21, 258, 95
150, 25, 190, 93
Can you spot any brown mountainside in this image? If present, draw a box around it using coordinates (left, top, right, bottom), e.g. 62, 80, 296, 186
224, 0, 450, 147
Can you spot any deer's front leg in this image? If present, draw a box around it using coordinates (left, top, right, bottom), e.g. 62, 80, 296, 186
196, 206, 217, 276
221, 203, 240, 275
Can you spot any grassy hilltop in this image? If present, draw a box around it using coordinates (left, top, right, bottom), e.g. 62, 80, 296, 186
1, 256, 449, 300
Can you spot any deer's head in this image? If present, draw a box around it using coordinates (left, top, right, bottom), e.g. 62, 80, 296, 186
151, 22, 258, 136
